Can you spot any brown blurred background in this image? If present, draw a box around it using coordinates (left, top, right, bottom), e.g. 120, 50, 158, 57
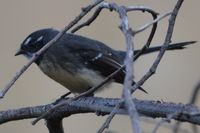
0, 0, 199, 133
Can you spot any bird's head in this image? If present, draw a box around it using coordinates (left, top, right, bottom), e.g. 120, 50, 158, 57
15, 28, 58, 59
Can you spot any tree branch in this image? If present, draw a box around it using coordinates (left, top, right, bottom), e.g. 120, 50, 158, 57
0, 97, 200, 125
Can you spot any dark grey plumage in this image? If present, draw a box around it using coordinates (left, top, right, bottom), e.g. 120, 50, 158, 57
15, 28, 196, 93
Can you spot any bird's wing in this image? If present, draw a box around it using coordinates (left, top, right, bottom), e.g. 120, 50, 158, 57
62, 33, 146, 92
79, 50, 126, 84
79, 51, 147, 93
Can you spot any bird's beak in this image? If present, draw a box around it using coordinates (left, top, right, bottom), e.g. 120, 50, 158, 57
15, 49, 25, 56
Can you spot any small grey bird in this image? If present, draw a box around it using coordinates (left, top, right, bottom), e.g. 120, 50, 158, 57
15, 28, 196, 94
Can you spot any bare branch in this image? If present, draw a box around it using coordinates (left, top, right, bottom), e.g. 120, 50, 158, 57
1, 97, 200, 125
134, 12, 172, 34
71, 6, 103, 33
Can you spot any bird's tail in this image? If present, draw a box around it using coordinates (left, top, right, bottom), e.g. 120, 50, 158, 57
133, 41, 196, 93
135, 41, 197, 55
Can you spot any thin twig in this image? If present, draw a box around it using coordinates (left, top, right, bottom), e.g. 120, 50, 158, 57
97, 100, 123, 133
125, 6, 159, 14
134, 12, 172, 34
125, 6, 158, 61
190, 81, 200, 105
71, 6, 104, 33
0, 0, 104, 99
184, 83, 200, 133
151, 113, 177, 133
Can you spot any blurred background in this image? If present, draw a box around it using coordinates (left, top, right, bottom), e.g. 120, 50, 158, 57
0, 0, 199, 133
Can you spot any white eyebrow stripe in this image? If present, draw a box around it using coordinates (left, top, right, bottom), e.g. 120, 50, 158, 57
36, 36, 43, 42
24, 37, 32, 45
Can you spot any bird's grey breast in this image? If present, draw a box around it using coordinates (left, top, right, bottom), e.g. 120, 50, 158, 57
38, 51, 104, 93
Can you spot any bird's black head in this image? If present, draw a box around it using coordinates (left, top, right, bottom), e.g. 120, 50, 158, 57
15, 28, 59, 58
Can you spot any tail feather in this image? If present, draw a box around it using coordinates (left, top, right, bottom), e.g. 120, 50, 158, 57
132, 81, 148, 94
135, 41, 197, 55
133, 41, 196, 93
